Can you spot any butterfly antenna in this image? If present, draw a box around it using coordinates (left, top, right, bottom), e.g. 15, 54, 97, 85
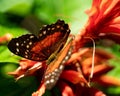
85, 37, 95, 86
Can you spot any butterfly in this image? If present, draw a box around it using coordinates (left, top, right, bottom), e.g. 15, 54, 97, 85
8, 19, 70, 61
8, 19, 73, 89
44, 38, 73, 89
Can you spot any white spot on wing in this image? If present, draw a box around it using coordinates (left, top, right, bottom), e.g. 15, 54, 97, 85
29, 42, 32, 45
43, 31, 46, 35
16, 42, 19, 46
26, 45, 29, 48
43, 25, 47, 27
25, 51, 28, 54
65, 56, 69, 60
68, 51, 71, 55
62, 60, 66, 64
59, 65, 64, 70
50, 79, 54, 83
54, 69, 59, 72
47, 28, 50, 30
67, 29, 70, 32
16, 48, 19, 52
44, 75, 48, 79
46, 80, 50, 84
30, 35, 34, 39
51, 72, 55, 75
25, 55, 28, 58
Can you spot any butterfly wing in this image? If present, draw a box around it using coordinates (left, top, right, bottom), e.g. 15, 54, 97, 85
7, 34, 44, 60
43, 38, 73, 90
8, 20, 70, 61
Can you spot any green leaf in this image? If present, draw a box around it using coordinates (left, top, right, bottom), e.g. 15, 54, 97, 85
0, 45, 21, 63
0, 25, 28, 36
0, 0, 34, 16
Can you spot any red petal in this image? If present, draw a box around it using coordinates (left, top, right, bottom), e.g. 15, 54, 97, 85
61, 70, 88, 86
73, 84, 106, 96
66, 48, 89, 64
19, 59, 38, 69
58, 81, 75, 96
94, 75, 120, 86
88, 87, 106, 96
83, 64, 114, 77
74, 0, 120, 51
8, 61, 45, 80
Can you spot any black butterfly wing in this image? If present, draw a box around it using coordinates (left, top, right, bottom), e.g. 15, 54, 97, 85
8, 34, 47, 61
8, 20, 70, 61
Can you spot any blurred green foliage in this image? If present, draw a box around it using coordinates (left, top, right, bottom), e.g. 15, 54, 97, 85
0, 0, 120, 96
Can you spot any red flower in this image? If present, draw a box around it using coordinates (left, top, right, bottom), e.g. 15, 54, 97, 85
74, 0, 120, 51
8, 59, 46, 80
9, 48, 120, 96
